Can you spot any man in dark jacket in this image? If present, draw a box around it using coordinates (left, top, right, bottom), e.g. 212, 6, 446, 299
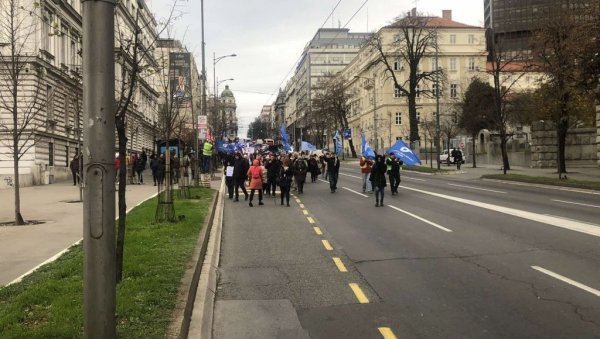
265, 153, 281, 197
232, 153, 249, 201
70, 154, 80, 186
370, 154, 387, 207
293, 153, 308, 194
386, 153, 403, 195
325, 152, 340, 193
223, 153, 236, 199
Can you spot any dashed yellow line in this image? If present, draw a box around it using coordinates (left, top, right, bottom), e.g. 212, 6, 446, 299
303, 210, 308, 215
378, 327, 397, 339
321, 239, 333, 251
349, 283, 369, 303
299, 203, 305, 208
307, 217, 315, 224
332, 257, 348, 272
313, 227, 323, 235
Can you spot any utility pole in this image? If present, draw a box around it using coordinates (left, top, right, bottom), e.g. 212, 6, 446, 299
372, 77, 377, 153
435, 30, 441, 170
199, 0, 207, 186
82, 0, 116, 337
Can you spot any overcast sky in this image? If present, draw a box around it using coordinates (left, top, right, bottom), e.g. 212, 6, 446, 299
147, 0, 484, 136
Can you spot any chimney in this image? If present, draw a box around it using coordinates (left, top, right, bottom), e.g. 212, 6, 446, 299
442, 10, 452, 20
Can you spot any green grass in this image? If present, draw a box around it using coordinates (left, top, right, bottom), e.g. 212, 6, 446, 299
481, 174, 600, 191
402, 164, 452, 174
0, 187, 214, 339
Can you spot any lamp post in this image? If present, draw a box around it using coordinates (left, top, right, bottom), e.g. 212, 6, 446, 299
354, 75, 377, 153
213, 53, 236, 139
216, 78, 234, 139
435, 30, 441, 170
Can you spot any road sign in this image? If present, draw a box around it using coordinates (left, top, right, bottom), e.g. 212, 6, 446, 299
459, 142, 465, 148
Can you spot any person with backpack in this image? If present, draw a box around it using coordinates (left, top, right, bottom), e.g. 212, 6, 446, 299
293, 152, 308, 194
247, 159, 264, 207
278, 159, 294, 206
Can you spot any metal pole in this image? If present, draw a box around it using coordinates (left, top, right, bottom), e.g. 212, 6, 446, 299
372, 78, 377, 153
82, 0, 116, 337
435, 30, 441, 170
213, 53, 217, 138
199, 0, 206, 184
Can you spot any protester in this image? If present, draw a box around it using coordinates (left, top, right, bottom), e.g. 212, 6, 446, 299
453, 148, 463, 170
247, 159, 264, 207
386, 153, 403, 195
135, 154, 145, 184
326, 152, 340, 193
278, 159, 294, 206
156, 154, 166, 186
202, 140, 213, 173
370, 154, 387, 207
233, 152, 249, 201
223, 153, 235, 199
308, 154, 319, 182
70, 154, 80, 186
293, 152, 308, 194
359, 155, 374, 193
149, 153, 158, 186
265, 153, 281, 197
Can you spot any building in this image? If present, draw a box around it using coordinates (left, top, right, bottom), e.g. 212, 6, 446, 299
0, 0, 160, 188
283, 28, 372, 147
340, 10, 487, 153
219, 85, 238, 140
484, 0, 598, 59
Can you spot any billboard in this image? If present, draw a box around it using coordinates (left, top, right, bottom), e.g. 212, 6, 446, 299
169, 52, 191, 107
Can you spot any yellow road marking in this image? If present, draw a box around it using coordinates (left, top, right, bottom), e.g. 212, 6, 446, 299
333, 257, 348, 272
313, 227, 323, 235
378, 327, 397, 339
307, 217, 315, 224
296, 200, 301, 204
321, 239, 333, 250
349, 283, 369, 303
303, 210, 308, 215
299, 204, 305, 208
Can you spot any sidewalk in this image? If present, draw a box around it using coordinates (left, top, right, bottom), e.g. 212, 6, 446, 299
0, 176, 158, 286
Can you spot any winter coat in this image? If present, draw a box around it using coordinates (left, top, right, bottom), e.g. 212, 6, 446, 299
247, 160, 263, 190
369, 161, 387, 188
308, 158, 319, 174
278, 166, 294, 188
293, 158, 308, 181
265, 159, 281, 180
233, 157, 249, 180
360, 157, 373, 173
326, 156, 340, 174
135, 157, 145, 172
70, 158, 79, 172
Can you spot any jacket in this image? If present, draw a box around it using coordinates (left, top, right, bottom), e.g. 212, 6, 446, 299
233, 157, 249, 180
386, 157, 402, 174
278, 166, 294, 188
265, 159, 281, 180
369, 161, 387, 188
359, 157, 373, 173
326, 156, 340, 174
247, 160, 263, 189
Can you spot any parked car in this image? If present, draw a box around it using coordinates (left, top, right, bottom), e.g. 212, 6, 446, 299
439, 149, 466, 165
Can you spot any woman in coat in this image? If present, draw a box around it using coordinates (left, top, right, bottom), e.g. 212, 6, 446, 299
247, 159, 264, 207
278, 159, 294, 206
369, 154, 387, 207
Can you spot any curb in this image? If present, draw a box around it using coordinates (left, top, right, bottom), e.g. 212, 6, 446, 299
481, 178, 600, 195
169, 180, 223, 339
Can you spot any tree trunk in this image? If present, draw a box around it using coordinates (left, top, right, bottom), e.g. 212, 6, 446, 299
12, 60, 24, 225
471, 133, 477, 168
408, 94, 419, 144
500, 132, 510, 174
556, 118, 569, 179
116, 121, 127, 283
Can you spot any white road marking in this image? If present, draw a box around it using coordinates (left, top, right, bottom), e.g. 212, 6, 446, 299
340, 173, 362, 179
387, 205, 453, 232
482, 178, 600, 196
402, 186, 600, 238
318, 179, 329, 184
531, 266, 600, 297
404, 176, 426, 182
447, 183, 507, 194
551, 199, 600, 209
342, 187, 369, 197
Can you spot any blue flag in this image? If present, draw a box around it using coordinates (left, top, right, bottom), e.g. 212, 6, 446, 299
361, 133, 375, 160
280, 124, 292, 152
387, 140, 421, 166
334, 131, 343, 157
300, 141, 317, 152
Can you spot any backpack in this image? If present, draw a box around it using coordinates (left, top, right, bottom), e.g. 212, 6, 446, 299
295, 159, 307, 173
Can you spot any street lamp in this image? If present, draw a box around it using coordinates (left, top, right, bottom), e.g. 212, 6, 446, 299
354, 75, 377, 153
213, 53, 236, 139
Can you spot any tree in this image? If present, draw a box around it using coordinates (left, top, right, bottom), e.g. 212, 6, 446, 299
531, 5, 599, 178
459, 78, 495, 168
368, 12, 443, 145
247, 117, 269, 140
312, 75, 358, 157
0, 0, 45, 225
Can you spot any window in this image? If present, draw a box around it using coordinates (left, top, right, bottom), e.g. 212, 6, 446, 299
70, 39, 77, 66
395, 112, 402, 125
432, 84, 442, 97
416, 111, 421, 123
468, 34, 475, 44
49, 142, 54, 166
449, 57, 457, 71
468, 57, 476, 71
449, 34, 456, 44
394, 86, 402, 98
46, 85, 55, 120
41, 12, 50, 51
416, 85, 420, 98
64, 94, 70, 126
450, 84, 458, 98
393, 60, 401, 71
431, 57, 438, 71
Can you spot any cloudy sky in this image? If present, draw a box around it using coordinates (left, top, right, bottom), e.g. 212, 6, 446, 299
147, 0, 484, 137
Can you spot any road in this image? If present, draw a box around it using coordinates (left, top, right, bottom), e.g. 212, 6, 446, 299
213, 163, 600, 338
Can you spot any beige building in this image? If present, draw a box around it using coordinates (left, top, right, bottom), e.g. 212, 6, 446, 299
340, 10, 487, 154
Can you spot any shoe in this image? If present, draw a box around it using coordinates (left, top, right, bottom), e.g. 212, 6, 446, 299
375, 203, 379, 207
259, 202, 264, 206
249, 202, 253, 207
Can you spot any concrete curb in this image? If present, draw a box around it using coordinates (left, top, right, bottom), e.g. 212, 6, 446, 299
481, 178, 600, 195
170, 179, 223, 339
187, 177, 225, 338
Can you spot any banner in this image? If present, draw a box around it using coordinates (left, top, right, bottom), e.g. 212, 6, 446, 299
169, 52, 191, 107
280, 124, 292, 152
387, 139, 421, 166
343, 128, 352, 140
334, 130, 343, 157
361, 132, 375, 160
300, 141, 317, 152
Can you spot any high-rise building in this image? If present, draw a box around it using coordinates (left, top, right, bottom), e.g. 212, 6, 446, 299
484, 0, 598, 58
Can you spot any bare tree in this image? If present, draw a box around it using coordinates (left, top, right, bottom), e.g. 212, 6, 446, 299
531, 5, 599, 178
459, 78, 495, 168
367, 12, 443, 145
0, 0, 45, 225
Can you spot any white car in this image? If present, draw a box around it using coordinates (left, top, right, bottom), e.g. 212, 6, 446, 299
439, 149, 466, 165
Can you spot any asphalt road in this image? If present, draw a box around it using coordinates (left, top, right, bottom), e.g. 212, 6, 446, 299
214, 164, 600, 338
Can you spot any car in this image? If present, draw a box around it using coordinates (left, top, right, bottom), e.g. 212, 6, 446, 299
439, 149, 466, 165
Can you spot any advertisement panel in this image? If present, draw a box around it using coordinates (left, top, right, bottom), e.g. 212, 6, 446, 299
169, 52, 191, 107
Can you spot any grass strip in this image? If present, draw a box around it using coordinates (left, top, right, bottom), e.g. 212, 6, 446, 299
481, 174, 600, 191
402, 164, 452, 174
0, 187, 214, 338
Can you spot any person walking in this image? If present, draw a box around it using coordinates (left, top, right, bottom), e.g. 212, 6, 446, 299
135, 154, 145, 184
386, 153, 403, 195
156, 154, 166, 186
453, 148, 463, 170
247, 159, 264, 207
370, 154, 387, 207
326, 152, 340, 193
70, 154, 80, 186
202, 140, 214, 173
308, 154, 319, 182
233, 153, 249, 201
359, 155, 373, 193
278, 159, 294, 206
293, 152, 308, 194
265, 153, 281, 197
149, 153, 158, 186
223, 153, 235, 199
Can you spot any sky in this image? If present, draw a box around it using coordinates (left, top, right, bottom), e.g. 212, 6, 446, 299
146, 0, 485, 137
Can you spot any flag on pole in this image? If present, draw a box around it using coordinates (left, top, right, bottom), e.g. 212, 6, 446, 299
280, 124, 292, 152
361, 132, 375, 159
334, 130, 343, 157
386, 139, 421, 166
300, 141, 317, 152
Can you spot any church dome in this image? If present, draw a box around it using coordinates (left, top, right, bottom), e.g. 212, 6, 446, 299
221, 85, 234, 98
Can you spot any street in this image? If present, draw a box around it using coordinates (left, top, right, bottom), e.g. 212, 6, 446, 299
213, 163, 600, 338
